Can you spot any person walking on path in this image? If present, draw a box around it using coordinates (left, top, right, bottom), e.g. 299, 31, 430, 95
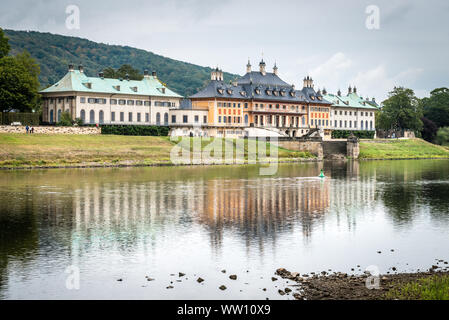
25, 125, 29, 133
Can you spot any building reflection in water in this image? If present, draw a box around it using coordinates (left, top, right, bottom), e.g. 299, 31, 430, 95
65, 175, 332, 261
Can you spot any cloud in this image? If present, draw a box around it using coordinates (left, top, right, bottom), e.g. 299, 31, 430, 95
310, 52, 352, 79
350, 65, 424, 101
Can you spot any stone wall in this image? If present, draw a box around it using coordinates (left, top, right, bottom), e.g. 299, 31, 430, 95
279, 140, 323, 160
279, 138, 361, 160
347, 140, 360, 159
323, 141, 347, 158
0, 125, 101, 135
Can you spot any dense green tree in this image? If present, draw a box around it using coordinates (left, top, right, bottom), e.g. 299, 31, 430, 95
0, 51, 41, 112
421, 117, 438, 143
378, 87, 423, 132
58, 111, 73, 126
420, 88, 449, 128
435, 127, 449, 146
103, 64, 143, 80
0, 28, 10, 58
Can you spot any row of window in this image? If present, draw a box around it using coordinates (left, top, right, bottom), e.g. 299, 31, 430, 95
254, 104, 306, 111
217, 102, 307, 112
48, 97, 73, 104
254, 115, 306, 127
77, 110, 169, 125
79, 97, 175, 107
334, 110, 374, 117
218, 116, 242, 124
334, 120, 374, 129
311, 107, 330, 112
172, 115, 208, 124
312, 119, 330, 127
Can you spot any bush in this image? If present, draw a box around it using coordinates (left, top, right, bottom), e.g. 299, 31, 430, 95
58, 111, 73, 126
74, 118, 83, 126
0, 112, 40, 125
100, 125, 169, 136
332, 130, 375, 139
435, 127, 449, 146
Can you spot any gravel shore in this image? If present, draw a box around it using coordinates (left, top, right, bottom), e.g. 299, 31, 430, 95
275, 266, 449, 300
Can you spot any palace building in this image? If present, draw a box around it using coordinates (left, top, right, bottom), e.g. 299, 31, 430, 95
170, 60, 331, 138
40, 65, 182, 125
322, 86, 378, 133
40, 60, 378, 139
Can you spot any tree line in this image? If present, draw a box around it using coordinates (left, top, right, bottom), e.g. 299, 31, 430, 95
0, 28, 40, 113
377, 87, 449, 145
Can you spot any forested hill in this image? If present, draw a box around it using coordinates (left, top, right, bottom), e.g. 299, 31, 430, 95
4, 29, 238, 97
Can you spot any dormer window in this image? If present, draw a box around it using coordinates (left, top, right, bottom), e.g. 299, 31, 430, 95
114, 85, 120, 91
266, 89, 272, 96
290, 91, 295, 97
317, 96, 322, 101
280, 90, 286, 96
273, 90, 279, 96
240, 91, 246, 96
226, 89, 233, 95
255, 88, 261, 95
84, 82, 92, 89
157, 88, 166, 94
217, 88, 224, 94
131, 86, 138, 92
310, 95, 315, 100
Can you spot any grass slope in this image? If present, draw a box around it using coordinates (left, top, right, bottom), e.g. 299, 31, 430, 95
0, 133, 314, 168
386, 274, 449, 300
359, 138, 449, 159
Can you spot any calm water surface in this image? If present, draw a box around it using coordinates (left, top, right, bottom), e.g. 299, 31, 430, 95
0, 160, 449, 299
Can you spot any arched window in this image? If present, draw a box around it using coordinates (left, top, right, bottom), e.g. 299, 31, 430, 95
50, 110, 54, 123
90, 110, 95, 124
99, 110, 104, 124
244, 114, 248, 124
156, 112, 161, 125
57, 109, 62, 122
164, 113, 168, 125
80, 109, 85, 123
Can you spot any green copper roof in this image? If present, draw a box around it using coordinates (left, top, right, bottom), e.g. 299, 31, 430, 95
40, 70, 182, 98
323, 92, 378, 110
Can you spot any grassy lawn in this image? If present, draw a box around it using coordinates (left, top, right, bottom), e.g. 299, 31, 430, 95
386, 274, 449, 300
0, 133, 314, 168
359, 138, 449, 159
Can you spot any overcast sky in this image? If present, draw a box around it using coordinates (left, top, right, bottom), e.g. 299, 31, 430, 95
1, 0, 448, 101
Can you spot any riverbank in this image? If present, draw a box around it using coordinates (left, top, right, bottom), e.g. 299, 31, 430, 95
0, 133, 315, 169
359, 138, 449, 159
275, 266, 449, 300
2, 134, 449, 169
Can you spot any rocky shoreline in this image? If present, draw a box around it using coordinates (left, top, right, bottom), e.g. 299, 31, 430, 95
274, 265, 449, 300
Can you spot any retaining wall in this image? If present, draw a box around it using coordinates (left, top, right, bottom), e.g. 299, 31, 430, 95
0, 125, 101, 135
